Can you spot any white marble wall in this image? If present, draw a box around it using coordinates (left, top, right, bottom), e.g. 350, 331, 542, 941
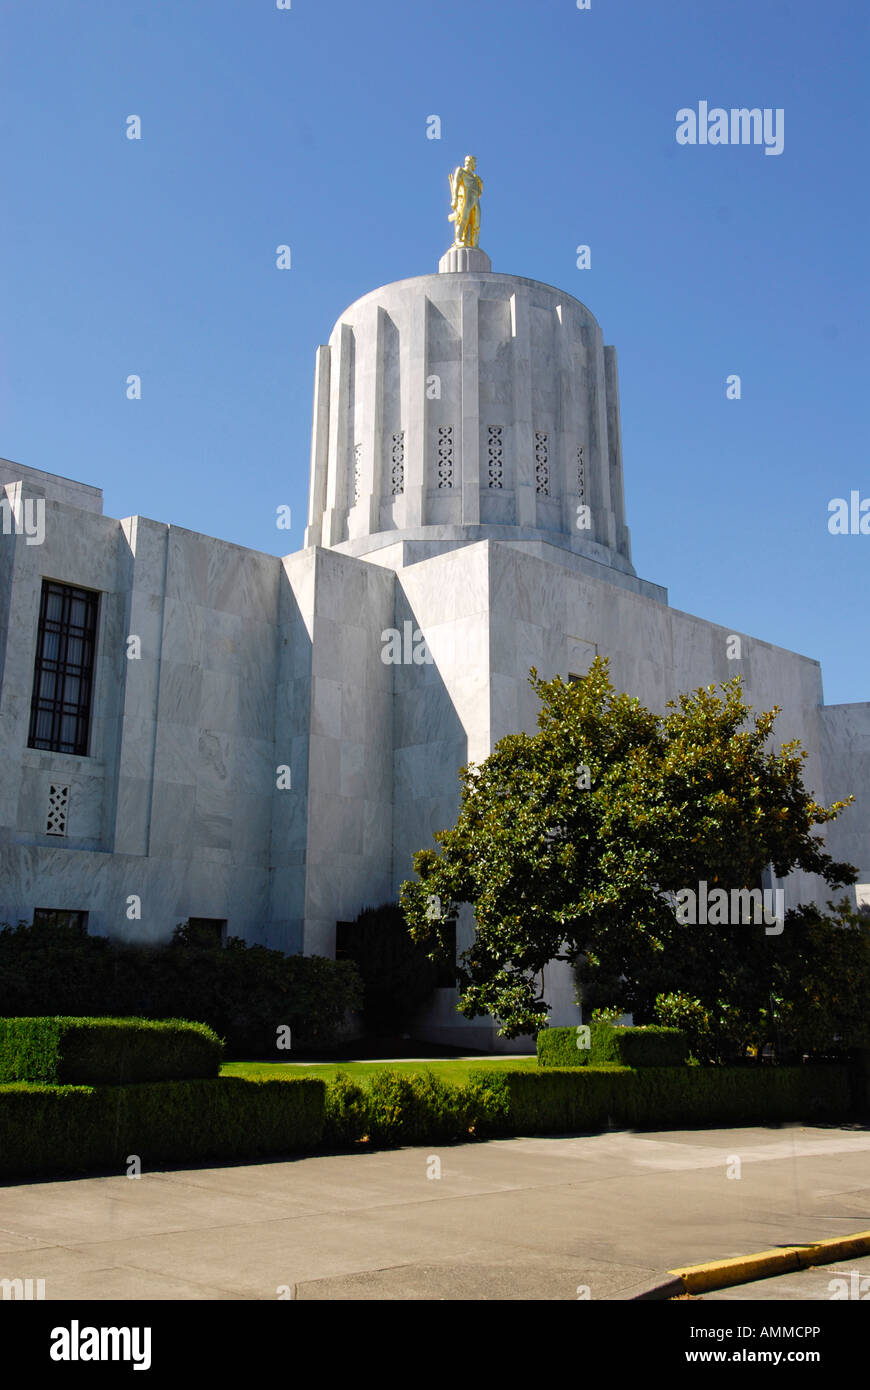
274, 546, 395, 958
2, 457, 867, 1052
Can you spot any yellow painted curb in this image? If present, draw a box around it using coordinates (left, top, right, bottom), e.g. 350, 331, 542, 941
670, 1229, 870, 1295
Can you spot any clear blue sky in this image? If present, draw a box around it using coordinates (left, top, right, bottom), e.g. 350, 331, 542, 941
2, 0, 867, 704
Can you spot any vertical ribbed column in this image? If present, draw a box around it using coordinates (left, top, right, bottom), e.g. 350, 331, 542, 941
604, 345, 630, 561
460, 288, 480, 526
322, 323, 353, 546
348, 308, 383, 539
586, 329, 614, 549
510, 290, 535, 528
402, 293, 428, 526
304, 344, 331, 547
113, 518, 169, 856
369, 308, 385, 531
555, 304, 578, 536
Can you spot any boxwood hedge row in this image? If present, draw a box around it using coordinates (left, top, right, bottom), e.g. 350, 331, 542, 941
321, 1062, 853, 1148
0, 1061, 858, 1178
0, 1076, 324, 1178
467, 1064, 852, 1136
0, 1017, 223, 1086
537, 1023, 688, 1069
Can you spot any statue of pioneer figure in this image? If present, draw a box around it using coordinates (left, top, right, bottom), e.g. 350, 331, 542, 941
448, 155, 483, 249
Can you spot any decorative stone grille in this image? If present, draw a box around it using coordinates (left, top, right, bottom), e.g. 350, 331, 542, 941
390, 431, 405, 495
46, 783, 69, 836
437, 425, 454, 488
352, 444, 362, 504
577, 444, 585, 502
487, 425, 504, 488
535, 431, 550, 495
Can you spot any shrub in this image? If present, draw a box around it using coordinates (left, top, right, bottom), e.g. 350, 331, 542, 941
0, 920, 363, 1056
0, 1076, 325, 1179
338, 904, 440, 1033
537, 1022, 687, 1069
324, 1072, 370, 1145
365, 1069, 471, 1147
470, 1064, 851, 1136
0, 1017, 223, 1085
653, 993, 713, 1061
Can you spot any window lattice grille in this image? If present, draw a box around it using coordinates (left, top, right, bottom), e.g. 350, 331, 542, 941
577, 445, 585, 502
352, 443, 362, 504
487, 425, 503, 488
535, 431, 550, 495
437, 426, 454, 488
391, 431, 405, 495
46, 783, 70, 836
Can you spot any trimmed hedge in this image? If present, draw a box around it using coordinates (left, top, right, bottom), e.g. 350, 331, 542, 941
0, 1076, 325, 1178
322, 1068, 511, 1147
0, 1017, 223, 1085
538, 1022, 688, 1069
1, 1061, 858, 1177
467, 1064, 852, 1136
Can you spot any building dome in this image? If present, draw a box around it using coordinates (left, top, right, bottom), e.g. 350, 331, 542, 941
304, 260, 634, 576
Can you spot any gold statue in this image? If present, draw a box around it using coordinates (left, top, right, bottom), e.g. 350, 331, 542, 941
448, 155, 483, 248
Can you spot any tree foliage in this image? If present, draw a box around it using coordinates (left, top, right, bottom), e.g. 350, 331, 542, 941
400, 658, 860, 1044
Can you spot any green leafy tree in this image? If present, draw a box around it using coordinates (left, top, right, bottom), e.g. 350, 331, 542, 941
400, 658, 857, 1041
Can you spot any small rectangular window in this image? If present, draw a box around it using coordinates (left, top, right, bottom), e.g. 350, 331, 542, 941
28, 580, 99, 756
33, 909, 88, 933
335, 920, 354, 961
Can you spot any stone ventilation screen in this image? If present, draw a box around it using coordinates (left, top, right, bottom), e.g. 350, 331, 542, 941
391, 431, 405, 495
535, 431, 550, 495
577, 445, 585, 501
487, 425, 504, 488
437, 425, 454, 488
46, 783, 70, 836
352, 444, 362, 504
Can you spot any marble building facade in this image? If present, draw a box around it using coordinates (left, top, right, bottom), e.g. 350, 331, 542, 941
1, 244, 868, 1049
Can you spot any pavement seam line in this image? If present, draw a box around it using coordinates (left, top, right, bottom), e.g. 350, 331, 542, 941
669, 1229, 870, 1295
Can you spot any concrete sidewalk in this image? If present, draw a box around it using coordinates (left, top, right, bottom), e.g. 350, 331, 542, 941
1, 1123, 868, 1300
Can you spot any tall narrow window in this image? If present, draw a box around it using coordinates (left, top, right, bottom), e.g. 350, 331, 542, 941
28, 580, 99, 756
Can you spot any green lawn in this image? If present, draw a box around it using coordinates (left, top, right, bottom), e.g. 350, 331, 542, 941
221, 1056, 539, 1087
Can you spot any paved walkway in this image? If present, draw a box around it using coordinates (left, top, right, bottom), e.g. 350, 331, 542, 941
1, 1123, 868, 1300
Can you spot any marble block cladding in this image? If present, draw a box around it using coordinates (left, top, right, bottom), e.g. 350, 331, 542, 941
3, 249, 870, 1053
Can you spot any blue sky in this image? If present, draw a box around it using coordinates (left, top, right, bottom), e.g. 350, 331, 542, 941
2, 0, 867, 704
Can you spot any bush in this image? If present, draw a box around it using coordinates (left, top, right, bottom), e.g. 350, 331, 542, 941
324, 1072, 370, 1145
365, 1069, 471, 1147
0, 1017, 223, 1085
0, 920, 363, 1056
537, 1022, 688, 1069
323, 1069, 513, 1148
469, 1064, 852, 1135
847, 1047, 870, 1117
653, 993, 713, 1061
0, 1076, 325, 1178
338, 904, 440, 1033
